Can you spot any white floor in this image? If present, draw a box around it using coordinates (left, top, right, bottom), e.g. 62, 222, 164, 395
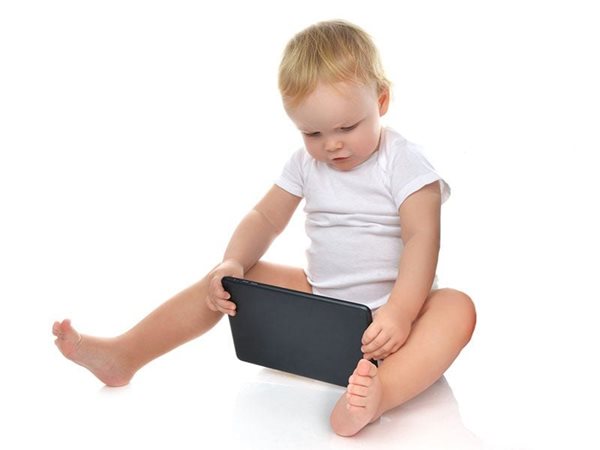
3, 303, 599, 450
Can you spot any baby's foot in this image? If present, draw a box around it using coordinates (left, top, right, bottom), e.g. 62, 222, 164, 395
52, 319, 134, 387
330, 359, 383, 437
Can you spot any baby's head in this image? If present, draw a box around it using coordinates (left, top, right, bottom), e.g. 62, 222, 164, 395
278, 20, 390, 110
279, 20, 391, 171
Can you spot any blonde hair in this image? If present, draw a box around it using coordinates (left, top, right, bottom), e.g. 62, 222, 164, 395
278, 20, 390, 108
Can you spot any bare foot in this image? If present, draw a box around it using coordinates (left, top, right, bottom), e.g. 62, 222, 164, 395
52, 319, 134, 387
330, 359, 383, 437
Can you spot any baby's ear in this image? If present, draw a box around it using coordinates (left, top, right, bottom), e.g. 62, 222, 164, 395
378, 88, 390, 116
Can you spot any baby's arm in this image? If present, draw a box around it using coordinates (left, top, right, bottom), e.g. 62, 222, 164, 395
206, 185, 302, 315
361, 181, 441, 360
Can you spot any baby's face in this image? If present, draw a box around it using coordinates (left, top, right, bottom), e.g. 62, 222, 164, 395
285, 81, 388, 171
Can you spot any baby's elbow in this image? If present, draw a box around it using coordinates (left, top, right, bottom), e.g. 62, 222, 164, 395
252, 208, 284, 235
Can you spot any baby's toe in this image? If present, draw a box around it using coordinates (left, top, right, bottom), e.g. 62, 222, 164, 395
356, 359, 377, 377
346, 393, 368, 407
348, 384, 369, 397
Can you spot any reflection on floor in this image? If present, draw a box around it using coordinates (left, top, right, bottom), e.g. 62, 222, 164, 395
231, 368, 483, 449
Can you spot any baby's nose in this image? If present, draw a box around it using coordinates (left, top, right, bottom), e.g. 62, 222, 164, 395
325, 139, 343, 152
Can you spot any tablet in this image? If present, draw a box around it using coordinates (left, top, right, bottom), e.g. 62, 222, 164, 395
221, 276, 374, 387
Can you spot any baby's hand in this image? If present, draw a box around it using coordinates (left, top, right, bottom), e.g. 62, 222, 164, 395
361, 303, 412, 361
205, 259, 244, 316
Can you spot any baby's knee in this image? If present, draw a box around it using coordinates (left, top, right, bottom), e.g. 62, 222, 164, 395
439, 289, 477, 342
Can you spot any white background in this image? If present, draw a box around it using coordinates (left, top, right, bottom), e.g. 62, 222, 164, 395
1, 1, 599, 449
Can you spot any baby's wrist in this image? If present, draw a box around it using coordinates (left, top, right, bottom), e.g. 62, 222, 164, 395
221, 258, 245, 275
385, 300, 417, 324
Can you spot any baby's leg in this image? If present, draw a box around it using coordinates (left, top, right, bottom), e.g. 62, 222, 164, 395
53, 261, 311, 386
330, 289, 476, 436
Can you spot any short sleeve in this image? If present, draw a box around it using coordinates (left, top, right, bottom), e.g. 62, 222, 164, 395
275, 148, 306, 198
389, 142, 450, 210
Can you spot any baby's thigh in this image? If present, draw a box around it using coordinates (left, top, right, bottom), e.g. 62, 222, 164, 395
245, 261, 312, 294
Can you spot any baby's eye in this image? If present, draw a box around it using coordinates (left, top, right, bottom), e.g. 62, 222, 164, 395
341, 123, 359, 132
303, 131, 321, 137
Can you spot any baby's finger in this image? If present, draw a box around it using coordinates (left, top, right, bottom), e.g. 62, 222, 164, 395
367, 348, 388, 361
210, 276, 231, 300
215, 297, 237, 316
361, 333, 390, 355
361, 323, 381, 346
205, 288, 234, 314
372, 338, 401, 360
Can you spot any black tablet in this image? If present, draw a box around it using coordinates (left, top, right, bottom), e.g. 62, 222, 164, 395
221, 276, 375, 387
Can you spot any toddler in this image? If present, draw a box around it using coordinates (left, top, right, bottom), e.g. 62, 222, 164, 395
53, 20, 476, 437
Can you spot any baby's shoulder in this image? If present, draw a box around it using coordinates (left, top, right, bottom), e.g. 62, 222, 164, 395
283, 146, 313, 174
289, 146, 313, 165
379, 127, 423, 167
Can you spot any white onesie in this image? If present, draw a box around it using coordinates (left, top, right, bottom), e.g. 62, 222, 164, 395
275, 127, 450, 310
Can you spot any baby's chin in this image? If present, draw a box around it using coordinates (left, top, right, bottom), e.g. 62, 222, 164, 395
328, 156, 353, 170
328, 153, 374, 171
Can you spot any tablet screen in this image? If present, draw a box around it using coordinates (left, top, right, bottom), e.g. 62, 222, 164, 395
222, 276, 374, 387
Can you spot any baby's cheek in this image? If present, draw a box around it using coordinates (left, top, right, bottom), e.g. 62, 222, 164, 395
306, 145, 324, 162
